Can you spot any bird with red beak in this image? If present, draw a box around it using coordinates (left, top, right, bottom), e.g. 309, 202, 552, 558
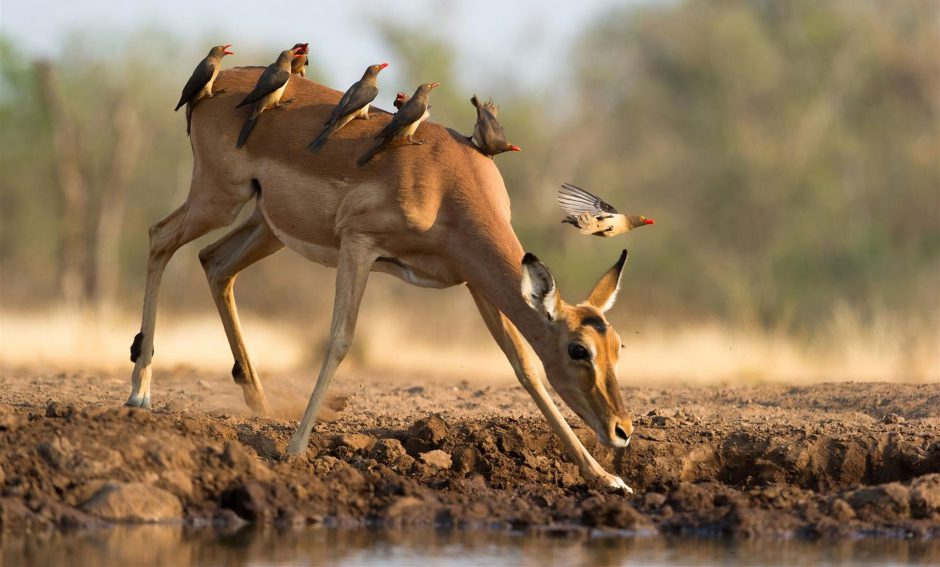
308, 63, 389, 152
174, 44, 234, 135
235, 47, 304, 148
557, 183, 655, 237
357, 82, 440, 165
469, 95, 521, 157
290, 43, 309, 77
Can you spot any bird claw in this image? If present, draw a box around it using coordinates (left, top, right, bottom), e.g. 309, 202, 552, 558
410, 139, 427, 145
276, 99, 294, 109
213, 88, 227, 96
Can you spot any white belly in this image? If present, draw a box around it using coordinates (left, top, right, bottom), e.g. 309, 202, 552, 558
261, 82, 288, 111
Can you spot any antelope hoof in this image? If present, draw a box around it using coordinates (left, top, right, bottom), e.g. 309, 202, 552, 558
591, 470, 634, 494
285, 433, 309, 455
124, 394, 151, 410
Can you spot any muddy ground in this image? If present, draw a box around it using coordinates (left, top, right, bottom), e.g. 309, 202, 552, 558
0, 366, 937, 539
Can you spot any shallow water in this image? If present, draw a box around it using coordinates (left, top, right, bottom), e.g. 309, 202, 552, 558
3, 526, 939, 567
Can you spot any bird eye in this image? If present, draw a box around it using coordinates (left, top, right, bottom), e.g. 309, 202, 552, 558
567, 343, 590, 360
639, 216, 645, 221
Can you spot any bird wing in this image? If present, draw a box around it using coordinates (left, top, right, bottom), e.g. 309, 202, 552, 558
376, 97, 426, 139
238, 65, 290, 107
557, 183, 619, 217
329, 81, 378, 125
176, 58, 215, 109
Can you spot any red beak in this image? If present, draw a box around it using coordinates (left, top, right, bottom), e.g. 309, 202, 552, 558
222, 44, 234, 55
379, 62, 389, 70
644, 219, 655, 225
509, 145, 521, 152
429, 82, 441, 89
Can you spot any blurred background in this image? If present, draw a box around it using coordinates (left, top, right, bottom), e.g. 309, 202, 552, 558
1, 0, 937, 385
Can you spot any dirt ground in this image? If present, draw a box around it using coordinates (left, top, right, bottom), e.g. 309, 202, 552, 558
0, 366, 937, 539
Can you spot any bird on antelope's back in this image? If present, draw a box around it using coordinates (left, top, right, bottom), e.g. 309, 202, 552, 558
290, 43, 309, 76
557, 183, 655, 237
174, 44, 234, 135
308, 62, 389, 153
357, 82, 440, 166
235, 47, 303, 148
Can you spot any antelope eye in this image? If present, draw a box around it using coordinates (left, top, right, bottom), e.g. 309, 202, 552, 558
567, 343, 590, 360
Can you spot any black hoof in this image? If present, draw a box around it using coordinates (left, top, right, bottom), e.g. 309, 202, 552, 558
232, 361, 247, 384
130, 332, 154, 363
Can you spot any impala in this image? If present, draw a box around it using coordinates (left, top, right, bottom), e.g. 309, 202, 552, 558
126, 67, 636, 491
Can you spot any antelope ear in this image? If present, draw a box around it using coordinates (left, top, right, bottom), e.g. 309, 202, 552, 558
521, 253, 560, 321
587, 249, 628, 313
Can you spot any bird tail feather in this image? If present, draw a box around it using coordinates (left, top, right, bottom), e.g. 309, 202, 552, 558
308, 124, 338, 152
236, 114, 257, 148
357, 139, 383, 166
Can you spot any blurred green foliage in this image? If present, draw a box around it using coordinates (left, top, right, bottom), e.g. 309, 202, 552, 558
0, 0, 936, 340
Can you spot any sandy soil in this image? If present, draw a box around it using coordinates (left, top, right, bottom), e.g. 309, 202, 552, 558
0, 366, 937, 538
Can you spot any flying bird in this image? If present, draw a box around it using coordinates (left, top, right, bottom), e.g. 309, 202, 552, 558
290, 43, 309, 76
308, 63, 388, 152
557, 183, 655, 237
357, 82, 440, 166
174, 44, 234, 134
469, 95, 520, 157
235, 48, 302, 148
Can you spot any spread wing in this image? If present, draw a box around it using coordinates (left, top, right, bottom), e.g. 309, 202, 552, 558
557, 183, 618, 217
328, 81, 378, 125
376, 97, 425, 139
175, 58, 215, 110
237, 65, 290, 108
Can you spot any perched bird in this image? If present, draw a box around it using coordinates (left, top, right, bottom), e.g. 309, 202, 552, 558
357, 82, 440, 166
557, 183, 655, 237
469, 95, 521, 157
235, 48, 302, 148
174, 44, 234, 134
291, 43, 309, 76
308, 63, 388, 152
393, 91, 408, 109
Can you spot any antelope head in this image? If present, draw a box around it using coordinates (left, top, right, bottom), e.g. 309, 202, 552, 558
521, 249, 633, 448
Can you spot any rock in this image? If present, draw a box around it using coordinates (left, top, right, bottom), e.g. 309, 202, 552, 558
370, 438, 407, 465
847, 483, 911, 521
580, 498, 650, 530
882, 413, 905, 424
830, 498, 856, 521
910, 474, 940, 519
45, 402, 75, 418
651, 415, 674, 428
37, 437, 72, 469
404, 415, 449, 455
405, 386, 425, 395
419, 450, 453, 470
82, 483, 182, 522
639, 429, 667, 442
220, 481, 275, 522
643, 492, 667, 509
337, 433, 376, 454
160, 470, 194, 498
0, 405, 22, 431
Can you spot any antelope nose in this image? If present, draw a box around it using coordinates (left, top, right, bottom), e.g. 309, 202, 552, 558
613, 420, 633, 447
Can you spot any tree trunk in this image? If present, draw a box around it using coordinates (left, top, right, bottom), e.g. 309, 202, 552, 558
35, 61, 89, 309
94, 92, 142, 311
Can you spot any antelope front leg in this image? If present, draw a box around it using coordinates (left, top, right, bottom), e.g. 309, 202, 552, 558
286, 239, 377, 454
468, 287, 633, 493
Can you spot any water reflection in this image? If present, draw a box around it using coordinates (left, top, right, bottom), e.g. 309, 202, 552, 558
2, 526, 938, 566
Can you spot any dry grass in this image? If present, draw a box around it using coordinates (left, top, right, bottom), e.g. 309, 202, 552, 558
0, 307, 936, 386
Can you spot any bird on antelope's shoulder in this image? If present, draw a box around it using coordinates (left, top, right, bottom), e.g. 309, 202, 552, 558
308, 62, 389, 152
357, 82, 440, 166
290, 43, 309, 76
393, 91, 408, 109
557, 183, 655, 238
469, 95, 521, 157
174, 44, 234, 135
235, 47, 303, 148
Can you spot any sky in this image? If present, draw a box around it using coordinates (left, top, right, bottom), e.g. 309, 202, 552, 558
2, 0, 631, 88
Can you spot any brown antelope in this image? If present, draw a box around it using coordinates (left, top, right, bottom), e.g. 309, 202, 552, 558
127, 67, 635, 491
